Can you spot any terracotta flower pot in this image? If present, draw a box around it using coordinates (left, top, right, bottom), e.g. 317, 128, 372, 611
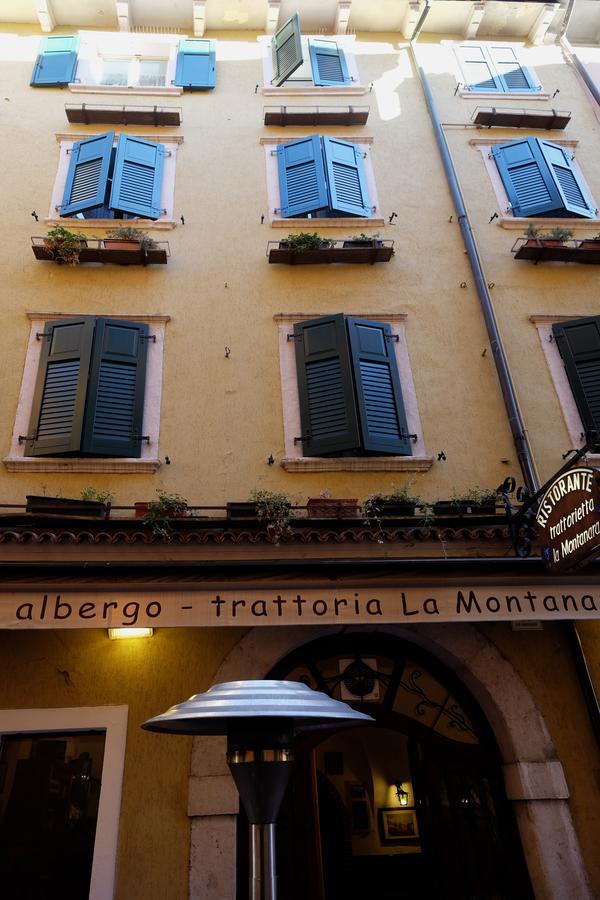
103, 240, 142, 251
306, 498, 358, 518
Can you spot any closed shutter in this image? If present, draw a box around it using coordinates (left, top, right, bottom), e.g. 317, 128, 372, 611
537, 140, 596, 219
553, 317, 600, 441
82, 319, 149, 457
294, 315, 361, 456
347, 318, 412, 455
308, 39, 350, 86
26, 318, 95, 457
174, 38, 216, 89
322, 137, 371, 217
456, 44, 502, 92
491, 138, 563, 217
271, 13, 303, 86
109, 135, 165, 219
60, 132, 114, 217
31, 35, 78, 87
277, 135, 329, 217
488, 45, 537, 92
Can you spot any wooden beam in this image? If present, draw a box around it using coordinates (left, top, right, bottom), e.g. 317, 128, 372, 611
115, 0, 132, 32
401, 1, 422, 41
266, 0, 280, 35
35, 0, 55, 33
193, 0, 206, 37
463, 2, 486, 40
334, 1, 352, 35
528, 3, 556, 46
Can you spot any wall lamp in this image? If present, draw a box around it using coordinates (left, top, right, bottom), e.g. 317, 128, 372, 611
108, 628, 154, 640
394, 782, 410, 806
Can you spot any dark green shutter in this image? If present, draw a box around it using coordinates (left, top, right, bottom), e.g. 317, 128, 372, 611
553, 317, 600, 440
82, 318, 149, 457
26, 318, 95, 456
294, 315, 360, 456
271, 13, 303, 86
347, 318, 412, 455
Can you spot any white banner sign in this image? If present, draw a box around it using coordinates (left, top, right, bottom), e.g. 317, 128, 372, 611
1, 585, 600, 628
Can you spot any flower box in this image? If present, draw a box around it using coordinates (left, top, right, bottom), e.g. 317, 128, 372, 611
226, 502, 259, 519
26, 495, 109, 518
267, 240, 394, 265
433, 499, 497, 517
306, 498, 358, 518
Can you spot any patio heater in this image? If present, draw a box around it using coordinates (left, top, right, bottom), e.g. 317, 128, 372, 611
143, 679, 373, 900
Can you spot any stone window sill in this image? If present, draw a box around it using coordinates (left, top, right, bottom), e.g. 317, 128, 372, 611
44, 218, 177, 231
3, 457, 161, 474
460, 90, 549, 101
499, 217, 600, 230
281, 457, 434, 473
263, 85, 368, 97
69, 83, 183, 97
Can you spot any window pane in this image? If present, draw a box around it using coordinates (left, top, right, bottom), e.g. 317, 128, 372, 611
101, 58, 130, 85
138, 59, 167, 87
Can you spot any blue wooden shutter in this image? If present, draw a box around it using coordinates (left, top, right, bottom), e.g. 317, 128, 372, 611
26, 318, 95, 457
294, 315, 361, 456
488, 45, 537, 92
308, 39, 350, 86
109, 135, 165, 219
271, 13, 303, 86
277, 135, 329, 217
456, 44, 502, 92
31, 35, 78, 87
347, 318, 412, 455
82, 319, 149, 457
491, 138, 563, 217
537, 140, 596, 219
60, 132, 114, 217
174, 38, 216, 89
322, 137, 371, 217
553, 317, 600, 439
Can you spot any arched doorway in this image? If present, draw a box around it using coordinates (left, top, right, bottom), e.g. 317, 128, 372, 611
236, 633, 533, 900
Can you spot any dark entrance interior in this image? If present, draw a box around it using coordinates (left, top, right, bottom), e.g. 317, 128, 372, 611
237, 634, 533, 900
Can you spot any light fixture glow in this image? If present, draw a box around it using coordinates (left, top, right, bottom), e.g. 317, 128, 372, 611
394, 781, 409, 806
108, 627, 153, 640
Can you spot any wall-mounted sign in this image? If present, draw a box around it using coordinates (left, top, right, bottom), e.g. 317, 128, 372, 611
535, 467, 600, 573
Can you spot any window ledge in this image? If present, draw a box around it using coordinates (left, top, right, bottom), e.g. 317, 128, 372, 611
3, 457, 162, 474
271, 217, 385, 229
69, 83, 183, 97
499, 217, 600, 230
281, 456, 434, 473
44, 218, 177, 231
460, 90, 550, 101
263, 85, 368, 97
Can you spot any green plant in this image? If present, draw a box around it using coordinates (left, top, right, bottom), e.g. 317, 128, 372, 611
143, 489, 188, 537
44, 225, 86, 265
105, 226, 157, 249
349, 232, 380, 242
281, 232, 332, 251
524, 223, 573, 242
453, 486, 498, 505
80, 487, 114, 505
249, 489, 292, 544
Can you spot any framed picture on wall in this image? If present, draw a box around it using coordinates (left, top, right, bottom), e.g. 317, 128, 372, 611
346, 782, 370, 833
378, 807, 420, 845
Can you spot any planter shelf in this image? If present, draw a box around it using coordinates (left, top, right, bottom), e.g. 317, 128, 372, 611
264, 105, 369, 127
512, 237, 600, 265
32, 237, 170, 266
25, 495, 110, 518
306, 498, 358, 518
267, 240, 394, 265
65, 103, 182, 127
472, 106, 570, 130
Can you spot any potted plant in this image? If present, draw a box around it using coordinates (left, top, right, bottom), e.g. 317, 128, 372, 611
342, 232, 382, 248
249, 489, 293, 544
434, 488, 498, 517
578, 232, 600, 251
278, 232, 333, 252
26, 488, 112, 518
43, 225, 87, 265
306, 490, 358, 518
525, 224, 573, 247
141, 490, 188, 537
103, 226, 157, 252
361, 481, 422, 521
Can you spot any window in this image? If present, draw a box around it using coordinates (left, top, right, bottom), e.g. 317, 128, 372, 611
100, 57, 167, 88
552, 316, 600, 444
275, 312, 432, 472
490, 138, 597, 219
455, 43, 540, 94
4, 314, 167, 474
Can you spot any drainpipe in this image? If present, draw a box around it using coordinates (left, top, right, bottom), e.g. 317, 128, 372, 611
560, 0, 600, 111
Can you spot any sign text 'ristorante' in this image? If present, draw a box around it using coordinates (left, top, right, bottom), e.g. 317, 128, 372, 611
536, 467, 600, 573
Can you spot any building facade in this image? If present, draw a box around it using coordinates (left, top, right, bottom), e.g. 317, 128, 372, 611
0, 1, 600, 898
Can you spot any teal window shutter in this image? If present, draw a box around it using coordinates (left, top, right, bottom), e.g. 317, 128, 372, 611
277, 135, 329, 217
294, 315, 361, 456
322, 137, 371, 217
457, 44, 502, 92
31, 35, 78, 87
488, 45, 537, 92
347, 318, 412, 455
82, 319, 149, 458
553, 317, 600, 440
26, 318, 95, 457
537, 140, 596, 219
109, 135, 165, 219
271, 13, 303, 86
174, 38, 216, 89
60, 132, 115, 217
491, 138, 563, 217
308, 39, 351, 86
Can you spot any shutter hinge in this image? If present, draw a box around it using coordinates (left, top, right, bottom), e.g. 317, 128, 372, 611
385, 334, 399, 343
132, 434, 151, 444
36, 331, 53, 340
287, 333, 300, 341
66, 148, 74, 154
401, 430, 418, 444
294, 435, 310, 445
140, 334, 156, 343
19, 433, 38, 444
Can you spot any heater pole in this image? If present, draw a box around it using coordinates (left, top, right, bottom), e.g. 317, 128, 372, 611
249, 823, 277, 900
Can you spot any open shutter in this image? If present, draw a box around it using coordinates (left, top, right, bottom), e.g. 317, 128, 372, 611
322, 137, 371, 217
60, 132, 114, 217
31, 35, 78, 87
294, 315, 361, 456
308, 39, 351, 86
271, 13, 303, 86
553, 317, 600, 441
109, 135, 164, 219
82, 319, 149, 457
456, 44, 502, 92
277, 135, 329, 217
174, 38, 216, 89
347, 318, 412, 455
26, 318, 95, 457
488, 45, 537, 92
537, 140, 596, 219
491, 138, 563, 217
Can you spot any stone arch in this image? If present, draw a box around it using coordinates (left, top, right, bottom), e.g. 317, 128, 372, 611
188, 624, 592, 900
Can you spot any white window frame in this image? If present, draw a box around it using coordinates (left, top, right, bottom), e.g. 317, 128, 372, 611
3, 313, 169, 474
469, 137, 600, 229
71, 31, 181, 96
450, 41, 548, 100
46, 132, 182, 230
99, 56, 168, 89
261, 135, 384, 228
0, 705, 128, 900
260, 35, 366, 96
275, 312, 433, 472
